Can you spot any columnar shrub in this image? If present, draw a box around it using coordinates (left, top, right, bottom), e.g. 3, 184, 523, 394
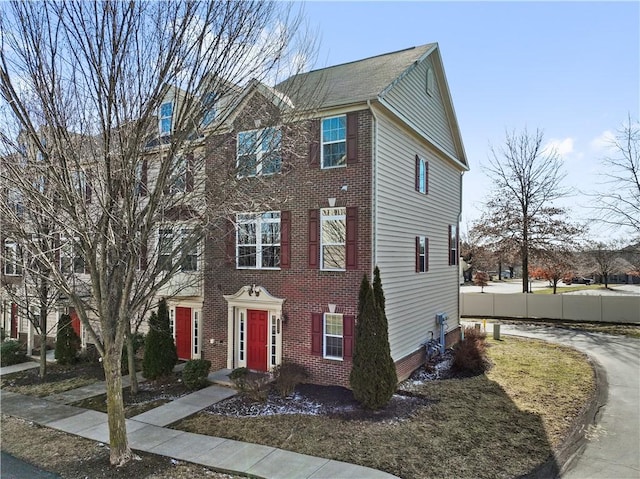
183, 359, 211, 390
273, 361, 308, 398
350, 271, 397, 410
142, 299, 178, 380
453, 327, 489, 374
54, 313, 81, 365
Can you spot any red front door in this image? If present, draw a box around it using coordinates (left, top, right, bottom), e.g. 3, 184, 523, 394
69, 308, 81, 338
175, 307, 192, 360
247, 309, 268, 371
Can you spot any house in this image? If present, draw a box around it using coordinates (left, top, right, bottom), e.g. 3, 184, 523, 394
200, 44, 469, 386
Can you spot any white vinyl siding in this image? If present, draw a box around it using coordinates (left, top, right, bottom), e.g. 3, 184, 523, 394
374, 112, 461, 362
381, 57, 457, 160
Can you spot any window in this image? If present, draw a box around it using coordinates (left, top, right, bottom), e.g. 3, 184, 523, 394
193, 311, 199, 355
321, 116, 346, 169
426, 66, 435, 96
416, 236, 428, 273
7, 189, 24, 218
4, 240, 22, 276
324, 313, 343, 359
60, 238, 86, 275
238, 311, 245, 361
237, 127, 281, 177
72, 170, 91, 202
320, 207, 346, 270
171, 156, 187, 193
158, 228, 173, 271
449, 225, 459, 266
159, 101, 173, 135
158, 228, 199, 272
202, 92, 216, 126
180, 229, 198, 272
415, 155, 428, 194
236, 211, 281, 269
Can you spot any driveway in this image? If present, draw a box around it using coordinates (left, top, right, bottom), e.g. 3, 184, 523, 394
485, 323, 640, 478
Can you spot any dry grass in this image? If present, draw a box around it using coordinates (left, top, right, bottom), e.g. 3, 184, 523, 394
175, 336, 595, 479
0, 415, 240, 479
1, 375, 97, 397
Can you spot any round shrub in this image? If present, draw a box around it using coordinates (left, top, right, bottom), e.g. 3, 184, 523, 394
183, 359, 211, 390
1, 340, 27, 367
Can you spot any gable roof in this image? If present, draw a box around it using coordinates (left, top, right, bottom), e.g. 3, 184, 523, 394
275, 44, 436, 110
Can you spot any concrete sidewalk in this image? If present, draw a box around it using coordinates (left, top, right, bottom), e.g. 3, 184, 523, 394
1, 385, 398, 478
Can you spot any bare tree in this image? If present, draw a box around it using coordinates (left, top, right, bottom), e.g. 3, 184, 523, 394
0, 0, 313, 466
586, 240, 626, 288
475, 128, 581, 293
592, 116, 640, 238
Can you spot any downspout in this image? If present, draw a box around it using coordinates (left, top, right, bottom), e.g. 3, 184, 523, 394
458, 171, 464, 333
367, 99, 379, 270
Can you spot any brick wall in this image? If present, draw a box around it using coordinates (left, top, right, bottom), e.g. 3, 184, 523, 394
202, 102, 373, 387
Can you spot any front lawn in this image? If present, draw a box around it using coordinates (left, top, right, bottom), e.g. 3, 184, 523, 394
175, 336, 595, 479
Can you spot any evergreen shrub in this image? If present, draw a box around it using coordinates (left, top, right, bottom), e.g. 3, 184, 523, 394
54, 313, 81, 365
183, 359, 211, 390
142, 299, 178, 380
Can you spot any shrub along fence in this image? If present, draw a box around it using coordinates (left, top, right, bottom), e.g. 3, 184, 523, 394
461, 293, 640, 324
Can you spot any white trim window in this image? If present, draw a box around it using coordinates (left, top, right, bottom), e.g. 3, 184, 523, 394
157, 228, 199, 272
426, 65, 435, 97
320, 207, 346, 270
237, 127, 281, 177
324, 313, 343, 359
236, 211, 281, 269
3, 239, 22, 276
321, 115, 346, 169
60, 237, 86, 275
159, 101, 173, 136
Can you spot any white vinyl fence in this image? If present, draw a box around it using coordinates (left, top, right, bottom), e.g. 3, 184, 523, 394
461, 293, 640, 324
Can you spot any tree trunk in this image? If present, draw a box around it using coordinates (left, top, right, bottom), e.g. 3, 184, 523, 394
103, 349, 133, 466
126, 326, 138, 395
39, 330, 47, 379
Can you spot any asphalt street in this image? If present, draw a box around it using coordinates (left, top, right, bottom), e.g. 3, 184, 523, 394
1, 452, 61, 479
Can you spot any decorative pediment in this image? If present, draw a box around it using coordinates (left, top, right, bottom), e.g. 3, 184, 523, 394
223, 285, 285, 308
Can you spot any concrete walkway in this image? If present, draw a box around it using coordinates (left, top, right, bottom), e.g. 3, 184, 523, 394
1, 367, 398, 478
465, 321, 640, 479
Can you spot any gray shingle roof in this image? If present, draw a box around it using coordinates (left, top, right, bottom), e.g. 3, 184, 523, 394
276, 43, 436, 110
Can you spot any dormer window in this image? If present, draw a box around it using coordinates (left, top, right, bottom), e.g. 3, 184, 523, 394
159, 101, 173, 135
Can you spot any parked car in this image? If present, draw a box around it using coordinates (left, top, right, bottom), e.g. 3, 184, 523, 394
565, 277, 594, 285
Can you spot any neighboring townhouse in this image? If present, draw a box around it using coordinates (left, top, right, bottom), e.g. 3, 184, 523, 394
202, 44, 469, 387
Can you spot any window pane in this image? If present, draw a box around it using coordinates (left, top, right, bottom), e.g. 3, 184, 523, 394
261, 246, 280, 268
322, 245, 345, 269
237, 246, 257, 267
325, 336, 343, 358
322, 142, 346, 168
322, 218, 345, 244
160, 102, 173, 117
261, 222, 280, 245
325, 314, 343, 335
237, 223, 256, 245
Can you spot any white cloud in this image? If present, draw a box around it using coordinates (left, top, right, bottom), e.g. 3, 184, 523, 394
544, 137, 574, 157
589, 130, 616, 152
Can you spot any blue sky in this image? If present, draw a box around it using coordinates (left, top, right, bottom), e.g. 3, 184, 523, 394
300, 1, 640, 241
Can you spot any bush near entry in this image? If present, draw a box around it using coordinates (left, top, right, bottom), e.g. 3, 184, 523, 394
183, 359, 211, 390
142, 299, 178, 380
54, 314, 81, 365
